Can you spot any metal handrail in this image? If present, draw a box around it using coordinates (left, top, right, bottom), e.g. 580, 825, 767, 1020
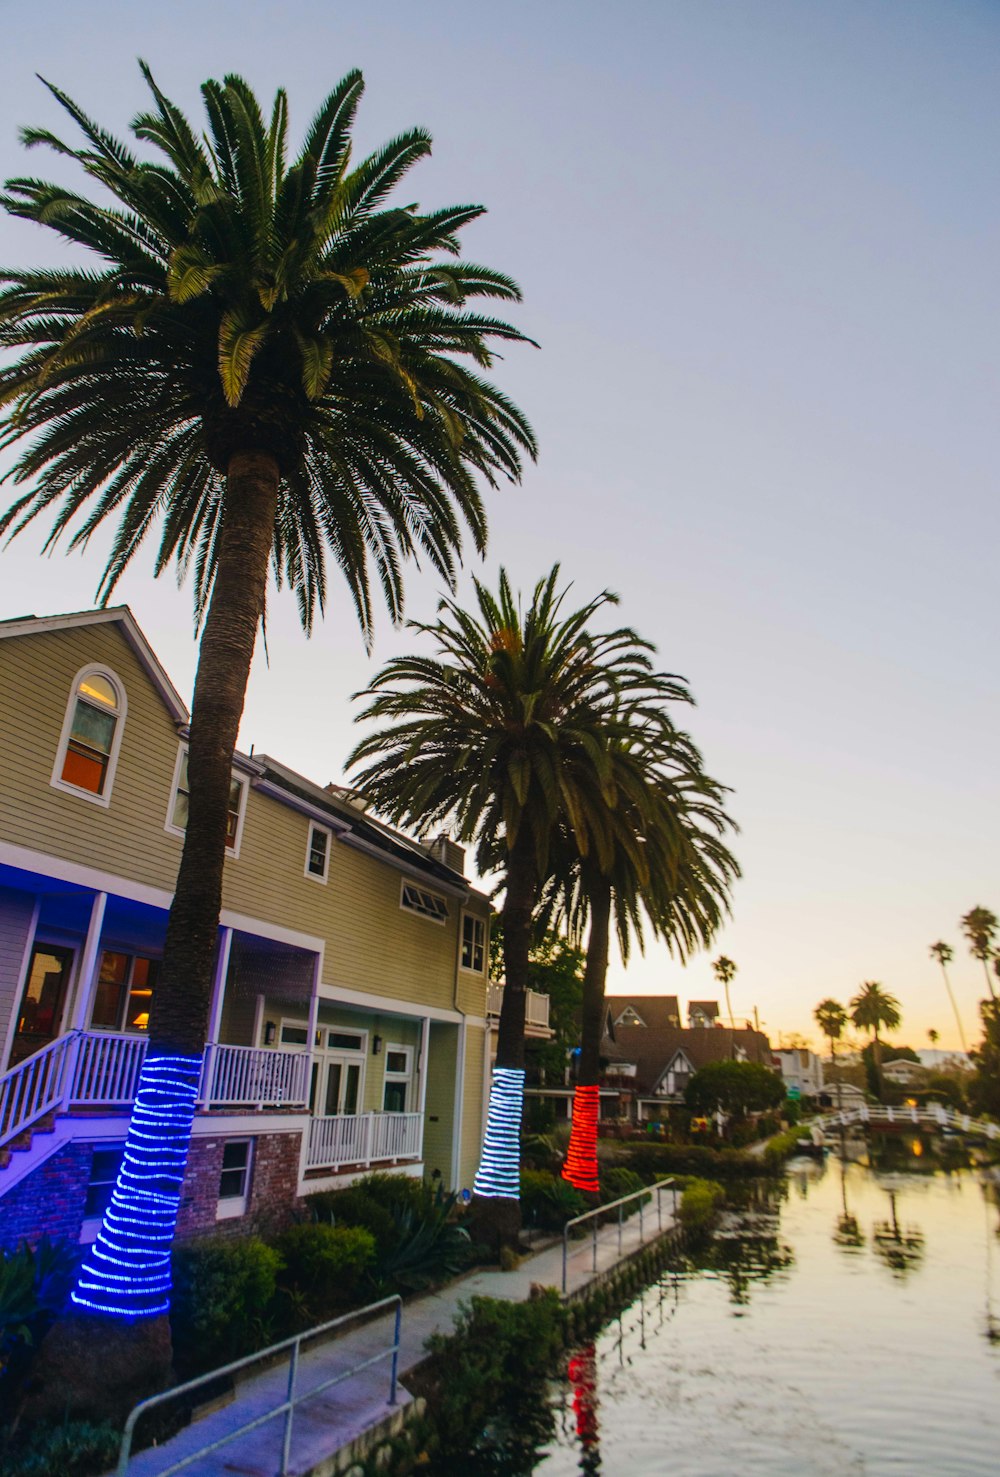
116, 1293, 402, 1476
561, 1177, 676, 1293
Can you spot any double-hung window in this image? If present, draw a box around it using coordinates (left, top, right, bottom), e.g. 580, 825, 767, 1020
305, 823, 331, 882
52, 667, 126, 805
382, 1045, 413, 1113
167, 745, 247, 855
90, 951, 159, 1033
460, 913, 486, 973
217, 1139, 252, 1219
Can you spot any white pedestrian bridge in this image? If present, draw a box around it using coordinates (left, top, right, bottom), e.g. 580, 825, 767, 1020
813, 1102, 999, 1141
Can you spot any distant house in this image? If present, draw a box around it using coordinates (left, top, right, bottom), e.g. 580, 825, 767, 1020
882, 1058, 925, 1086
609, 996, 681, 1031
688, 1000, 720, 1029
818, 1081, 866, 1110
773, 1048, 824, 1097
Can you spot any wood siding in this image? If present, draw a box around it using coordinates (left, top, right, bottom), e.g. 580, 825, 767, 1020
0, 889, 36, 1063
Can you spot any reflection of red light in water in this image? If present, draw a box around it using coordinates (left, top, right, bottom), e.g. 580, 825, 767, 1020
568, 1342, 599, 1446
563, 1084, 601, 1193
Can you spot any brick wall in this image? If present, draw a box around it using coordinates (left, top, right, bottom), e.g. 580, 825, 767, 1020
175, 1130, 304, 1241
1, 1129, 304, 1250
0, 1142, 93, 1249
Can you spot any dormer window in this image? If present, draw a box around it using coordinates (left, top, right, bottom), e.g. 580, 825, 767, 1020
52, 666, 126, 806
615, 1006, 646, 1028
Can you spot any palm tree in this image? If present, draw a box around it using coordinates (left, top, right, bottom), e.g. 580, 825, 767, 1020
350, 567, 666, 1242
929, 941, 968, 1052
0, 68, 534, 1323
960, 908, 998, 1002
814, 999, 848, 1112
927, 1028, 939, 1047
850, 982, 901, 1100
550, 732, 739, 1193
713, 955, 738, 1041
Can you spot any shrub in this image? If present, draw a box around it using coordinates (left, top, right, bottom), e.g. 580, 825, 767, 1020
759, 1125, 811, 1171
171, 1237, 282, 1377
0, 1237, 76, 1414
274, 1224, 375, 1320
374, 1191, 472, 1293
520, 1169, 586, 1230
599, 1166, 649, 1218
306, 1186, 399, 1257
0, 1419, 120, 1477
678, 1179, 725, 1240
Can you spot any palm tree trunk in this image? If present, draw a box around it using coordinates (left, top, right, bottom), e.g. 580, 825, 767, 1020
563, 879, 610, 1194
981, 957, 997, 1004
472, 826, 537, 1244
939, 964, 968, 1053
873, 1029, 884, 1101
72, 450, 280, 1325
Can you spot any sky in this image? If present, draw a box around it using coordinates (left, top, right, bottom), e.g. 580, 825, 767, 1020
0, 1, 996, 1052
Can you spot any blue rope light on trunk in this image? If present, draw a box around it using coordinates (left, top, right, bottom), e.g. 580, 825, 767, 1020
473, 1066, 525, 1199
71, 1054, 201, 1319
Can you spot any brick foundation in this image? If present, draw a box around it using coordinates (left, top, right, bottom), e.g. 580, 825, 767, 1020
1, 1128, 304, 1250
0, 1142, 93, 1249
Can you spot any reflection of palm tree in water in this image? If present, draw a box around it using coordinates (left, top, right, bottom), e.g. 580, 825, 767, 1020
834, 1161, 864, 1249
985, 1186, 1000, 1346
567, 1343, 601, 1474
873, 1189, 925, 1274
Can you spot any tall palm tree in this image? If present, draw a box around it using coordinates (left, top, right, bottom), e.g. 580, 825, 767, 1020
814, 998, 848, 1112
0, 68, 534, 1322
929, 941, 967, 1052
850, 982, 901, 1101
713, 955, 738, 1041
960, 908, 998, 1002
349, 567, 671, 1243
927, 1029, 939, 1047
548, 731, 738, 1192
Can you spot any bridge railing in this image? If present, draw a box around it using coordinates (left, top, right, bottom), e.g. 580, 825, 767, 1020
814, 1103, 998, 1140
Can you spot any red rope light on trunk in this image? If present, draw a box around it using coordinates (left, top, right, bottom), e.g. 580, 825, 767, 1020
562, 1084, 600, 1194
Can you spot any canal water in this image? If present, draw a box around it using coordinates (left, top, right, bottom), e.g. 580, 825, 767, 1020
539, 1156, 1000, 1475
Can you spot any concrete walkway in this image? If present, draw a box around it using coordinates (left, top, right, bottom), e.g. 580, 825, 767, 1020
122, 1186, 679, 1477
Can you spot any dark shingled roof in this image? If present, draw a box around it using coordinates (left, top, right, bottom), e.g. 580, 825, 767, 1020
606, 996, 681, 1033
609, 1023, 774, 1096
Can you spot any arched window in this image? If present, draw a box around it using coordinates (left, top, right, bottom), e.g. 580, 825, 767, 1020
52, 666, 127, 804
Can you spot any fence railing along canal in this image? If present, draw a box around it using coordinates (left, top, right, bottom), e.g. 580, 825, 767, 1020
561, 1177, 677, 1293
117, 1294, 403, 1476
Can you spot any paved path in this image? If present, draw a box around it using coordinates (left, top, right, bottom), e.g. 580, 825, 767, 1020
123, 1185, 679, 1477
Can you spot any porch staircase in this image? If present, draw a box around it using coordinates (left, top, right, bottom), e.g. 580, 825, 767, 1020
0, 1110, 69, 1196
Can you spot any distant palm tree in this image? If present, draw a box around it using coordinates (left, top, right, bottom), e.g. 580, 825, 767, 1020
929, 942, 968, 1052
960, 908, 998, 1002
927, 1028, 939, 1047
814, 999, 848, 1111
713, 956, 738, 1043
850, 982, 901, 1100
0, 68, 534, 1325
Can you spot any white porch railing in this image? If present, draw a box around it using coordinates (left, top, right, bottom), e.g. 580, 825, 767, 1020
199, 1042, 309, 1109
0, 1032, 311, 1152
306, 1112, 423, 1171
486, 984, 551, 1031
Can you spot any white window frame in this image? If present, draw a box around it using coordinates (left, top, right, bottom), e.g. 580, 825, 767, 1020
400, 880, 448, 924
79, 1141, 126, 1244
277, 1017, 313, 1049
216, 1137, 253, 1220
382, 1043, 413, 1113
51, 664, 128, 809
304, 822, 332, 883
165, 742, 249, 859
459, 911, 487, 974
88, 948, 160, 1035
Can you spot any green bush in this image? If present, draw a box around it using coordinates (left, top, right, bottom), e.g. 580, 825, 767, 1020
0, 1237, 76, 1414
350, 1172, 431, 1218
170, 1237, 282, 1377
0, 1419, 120, 1477
599, 1165, 649, 1218
678, 1179, 725, 1239
374, 1192, 472, 1293
759, 1125, 811, 1171
612, 1142, 760, 1181
520, 1169, 586, 1230
306, 1186, 399, 1257
274, 1223, 375, 1319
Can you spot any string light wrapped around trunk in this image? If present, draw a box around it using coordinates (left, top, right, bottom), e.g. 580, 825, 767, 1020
473, 1066, 525, 1199
72, 1054, 201, 1319
562, 1083, 601, 1193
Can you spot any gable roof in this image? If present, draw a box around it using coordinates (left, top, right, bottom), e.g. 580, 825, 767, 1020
0, 606, 188, 724
607, 996, 681, 1032
612, 1022, 774, 1095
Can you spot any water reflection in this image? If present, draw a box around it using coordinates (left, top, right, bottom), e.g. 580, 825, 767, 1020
540, 1155, 1000, 1476
872, 1186, 925, 1276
